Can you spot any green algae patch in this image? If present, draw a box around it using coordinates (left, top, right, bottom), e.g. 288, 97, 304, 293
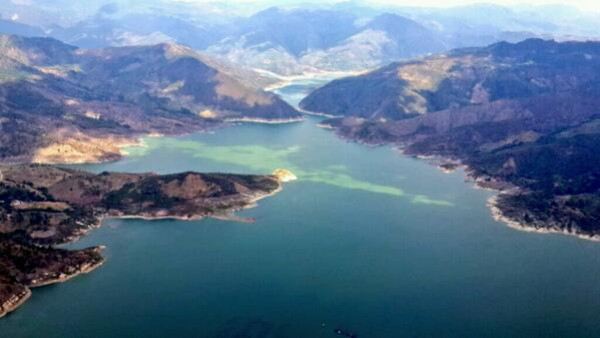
411, 195, 455, 207
127, 136, 452, 205
302, 171, 405, 197
145, 137, 299, 172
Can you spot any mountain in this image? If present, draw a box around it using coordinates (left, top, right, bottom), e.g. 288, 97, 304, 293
0, 35, 300, 164
394, 3, 599, 39
235, 7, 358, 56
301, 39, 600, 119
205, 7, 360, 75
3, 2, 600, 77
202, 4, 600, 75
297, 13, 446, 72
51, 13, 222, 50
302, 39, 600, 237
0, 19, 45, 37
207, 8, 446, 75
8, 2, 597, 77
362, 13, 446, 56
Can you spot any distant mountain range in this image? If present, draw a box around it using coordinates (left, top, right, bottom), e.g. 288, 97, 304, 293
302, 39, 600, 238
0, 34, 300, 164
206, 9, 448, 75
1, 1, 598, 75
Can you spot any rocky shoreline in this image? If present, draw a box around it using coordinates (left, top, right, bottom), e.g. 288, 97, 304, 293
487, 195, 600, 242
0, 164, 294, 318
0, 235, 106, 319
313, 108, 600, 242
101, 182, 285, 223
16, 113, 309, 166
225, 117, 305, 124
416, 153, 589, 241
28, 248, 106, 289
316, 121, 600, 242
428, 157, 600, 242
0, 111, 313, 166
0, 289, 31, 319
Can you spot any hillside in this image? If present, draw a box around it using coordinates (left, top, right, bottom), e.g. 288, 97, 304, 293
0, 35, 300, 164
207, 9, 447, 75
301, 39, 600, 119
0, 164, 285, 317
304, 39, 600, 238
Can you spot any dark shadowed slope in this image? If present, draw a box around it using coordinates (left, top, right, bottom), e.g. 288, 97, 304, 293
303, 39, 600, 238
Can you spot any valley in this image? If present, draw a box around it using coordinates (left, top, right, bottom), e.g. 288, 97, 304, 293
2, 36, 600, 326
4, 91, 600, 337
1, 2, 600, 337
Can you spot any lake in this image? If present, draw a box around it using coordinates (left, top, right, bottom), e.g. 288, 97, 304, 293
3, 79, 600, 338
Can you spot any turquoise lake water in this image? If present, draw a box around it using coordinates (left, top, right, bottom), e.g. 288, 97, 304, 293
3, 80, 600, 337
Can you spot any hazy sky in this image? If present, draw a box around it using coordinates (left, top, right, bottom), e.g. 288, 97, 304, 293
177, 0, 600, 12
367, 0, 599, 11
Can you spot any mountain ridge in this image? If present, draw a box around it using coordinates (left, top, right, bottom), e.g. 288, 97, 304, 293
303, 38, 600, 238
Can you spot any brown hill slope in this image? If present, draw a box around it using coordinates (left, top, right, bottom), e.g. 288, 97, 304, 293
0, 35, 301, 164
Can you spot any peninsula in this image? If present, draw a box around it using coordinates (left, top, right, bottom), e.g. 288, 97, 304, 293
0, 164, 290, 317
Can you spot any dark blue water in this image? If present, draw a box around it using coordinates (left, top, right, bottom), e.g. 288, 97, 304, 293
3, 81, 600, 338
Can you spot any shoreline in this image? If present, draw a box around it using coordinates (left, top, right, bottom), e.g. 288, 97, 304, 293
29, 254, 106, 288
0, 164, 287, 319
1, 183, 284, 318
224, 117, 305, 124
0, 289, 31, 319
103, 175, 283, 223
424, 154, 600, 243
410, 152, 600, 242
211, 184, 284, 223
323, 124, 600, 243
1, 112, 309, 166
95, 181, 283, 225
487, 195, 600, 242
1, 250, 105, 319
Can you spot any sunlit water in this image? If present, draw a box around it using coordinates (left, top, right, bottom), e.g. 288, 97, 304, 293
3, 80, 600, 338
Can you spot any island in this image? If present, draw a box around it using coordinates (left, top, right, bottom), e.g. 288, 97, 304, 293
0, 164, 293, 317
